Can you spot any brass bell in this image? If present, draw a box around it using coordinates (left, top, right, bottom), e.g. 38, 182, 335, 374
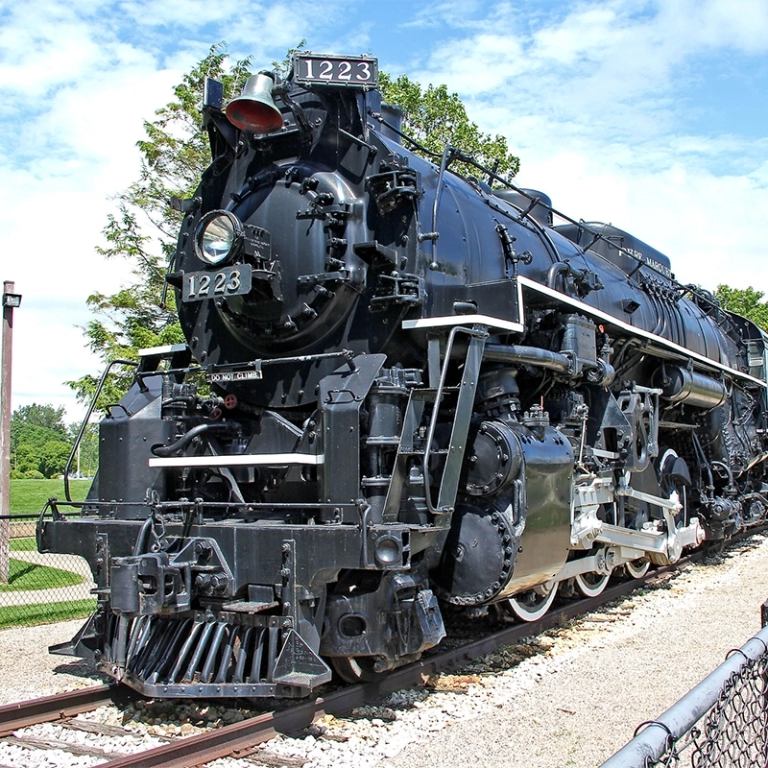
225, 72, 283, 134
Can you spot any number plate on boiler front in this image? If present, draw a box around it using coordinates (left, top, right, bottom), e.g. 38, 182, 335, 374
182, 265, 251, 302
294, 54, 378, 88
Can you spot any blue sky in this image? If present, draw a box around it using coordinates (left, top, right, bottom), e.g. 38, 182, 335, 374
3, 0, 768, 421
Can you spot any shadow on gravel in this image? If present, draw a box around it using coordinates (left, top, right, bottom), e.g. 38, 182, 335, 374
53, 659, 102, 681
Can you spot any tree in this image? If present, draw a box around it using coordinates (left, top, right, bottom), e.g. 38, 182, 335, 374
68, 423, 99, 478
68, 44, 252, 407
714, 285, 768, 332
11, 403, 67, 435
38, 440, 73, 479
379, 74, 519, 183
10, 404, 72, 478
71, 47, 520, 404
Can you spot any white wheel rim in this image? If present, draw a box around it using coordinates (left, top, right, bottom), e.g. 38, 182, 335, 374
625, 559, 650, 579
507, 582, 558, 622
332, 656, 379, 683
574, 570, 611, 598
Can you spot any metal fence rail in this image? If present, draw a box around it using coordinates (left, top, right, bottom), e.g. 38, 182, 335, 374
601, 620, 768, 768
0, 513, 95, 629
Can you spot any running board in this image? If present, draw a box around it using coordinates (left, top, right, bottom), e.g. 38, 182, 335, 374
149, 453, 323, 468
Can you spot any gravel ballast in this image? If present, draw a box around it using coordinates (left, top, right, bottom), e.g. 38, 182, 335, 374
2, 534, 768, 768
0, 619, 102, 705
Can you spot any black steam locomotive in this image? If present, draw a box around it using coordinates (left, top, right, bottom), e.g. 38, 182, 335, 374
40, 53, 768, 699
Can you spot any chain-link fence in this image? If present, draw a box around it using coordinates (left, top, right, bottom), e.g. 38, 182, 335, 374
0, 514, 95, 630
601, 616, 768, 768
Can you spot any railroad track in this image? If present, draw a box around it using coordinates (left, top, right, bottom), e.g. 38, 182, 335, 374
0, 535, 760, 768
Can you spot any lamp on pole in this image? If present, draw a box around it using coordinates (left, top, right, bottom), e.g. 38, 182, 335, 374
0, 281, 22, 583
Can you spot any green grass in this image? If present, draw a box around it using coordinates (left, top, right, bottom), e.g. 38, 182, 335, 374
9, 537, 36, 551
0, 600, 96, 630
0, 559, 84, 592
9, 478, 92, 517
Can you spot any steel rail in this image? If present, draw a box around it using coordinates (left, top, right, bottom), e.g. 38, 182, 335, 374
95, 572, 666, 768
0, 684, 121, 737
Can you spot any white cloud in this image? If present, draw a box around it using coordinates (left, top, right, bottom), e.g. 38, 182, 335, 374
389, 0, 468, 29
0, 0, 365, 422
0, 5, 183, 421
409, 0, 768, 146
0, 3, 99, 95
517, 148, 755, 284
657, 0, 768, 52
397, 0, 768, 298
4, 0, 768, 424
117, 0, 251, 29
10, 310, 102, 419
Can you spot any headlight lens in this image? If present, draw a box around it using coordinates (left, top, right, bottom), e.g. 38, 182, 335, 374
374, 534, 402, 566
195, 211, 243, 265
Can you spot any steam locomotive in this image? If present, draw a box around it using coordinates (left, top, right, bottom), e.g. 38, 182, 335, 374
40, 53, 768, 699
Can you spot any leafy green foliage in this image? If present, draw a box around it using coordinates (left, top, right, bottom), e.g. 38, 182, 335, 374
714, 285, 768, 331
379, 73, 520, 182
12, 404, 67, 433
68, 44, 252, 406
10, 404, 72, 478
67, 422, 98, 478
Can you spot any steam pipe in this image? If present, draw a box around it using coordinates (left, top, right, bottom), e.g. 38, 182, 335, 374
484, 344, 573, 374
547, 262, 570, 292
152, 421, 240, 457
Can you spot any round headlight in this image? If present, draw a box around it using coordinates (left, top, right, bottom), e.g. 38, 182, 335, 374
374, 534, 402, 566
194, 211, 243, 265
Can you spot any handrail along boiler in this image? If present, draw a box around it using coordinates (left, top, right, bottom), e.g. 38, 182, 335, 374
39, 53, 768, 698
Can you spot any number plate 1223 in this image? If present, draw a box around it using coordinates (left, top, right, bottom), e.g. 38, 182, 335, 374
295, 54, 377, 87
183, 266, 252, 302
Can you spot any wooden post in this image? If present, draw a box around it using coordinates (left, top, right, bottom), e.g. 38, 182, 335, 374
0, 281, 21, 584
